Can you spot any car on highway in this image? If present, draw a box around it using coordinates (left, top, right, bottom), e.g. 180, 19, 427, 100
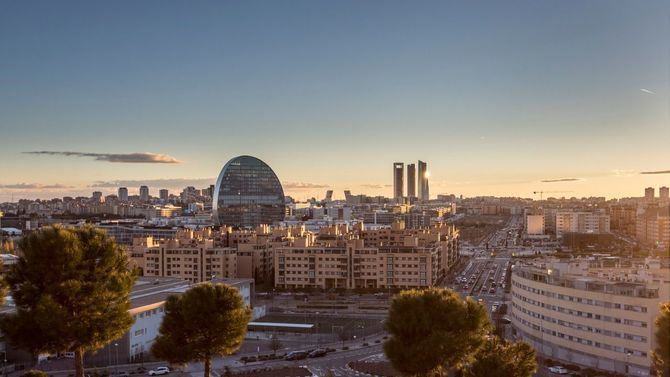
285, 351, 309, 360
148, 367, 170, 376
489, 288, 495, 293
548, 366, 569, 374
308, 348, 327, 358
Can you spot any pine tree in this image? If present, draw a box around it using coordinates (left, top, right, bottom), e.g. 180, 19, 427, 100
463, 337, 537, 377
0, 226, 136, 377
655, 302, 670, 377
383, 288, 491, 376
151, 283, 252, 377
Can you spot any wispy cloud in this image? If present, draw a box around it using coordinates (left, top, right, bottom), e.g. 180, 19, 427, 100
24, 151, 182, 164
540, 178, 580, 183
640, 170, 670, 175
640, 88, 655, 95
282, 182, 330, 190
612, 169, 636, 177
0, 183, 74, 189
360, 184, 391, 189
91, 178, 214, 188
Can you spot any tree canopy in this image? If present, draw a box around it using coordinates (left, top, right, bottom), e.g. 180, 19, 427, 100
463, 337, 537, 377
384, 288, 491, 376
655, 302, 670, 377
151, 283, 252, 377
0, 226, 136, 377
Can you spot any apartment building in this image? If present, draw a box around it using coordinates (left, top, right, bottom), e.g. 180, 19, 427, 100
274, 221, 459, 290
130, 226, 296, 284
511, 257, 670, 376
636, 205, 670, 251
555, 211, 610, 237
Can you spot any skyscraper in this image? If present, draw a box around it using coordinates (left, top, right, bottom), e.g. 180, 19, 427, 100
660, 187, 669, 201
140, 185, 150, 202
407, 163, 416, 199
118, 187, 128, 202
393, 162, 404, 200
159, 189, 169, 201
417, 160, 429, 201
645, 187, 655, 201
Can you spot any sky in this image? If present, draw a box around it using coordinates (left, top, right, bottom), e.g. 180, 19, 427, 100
1, 0, 668, 202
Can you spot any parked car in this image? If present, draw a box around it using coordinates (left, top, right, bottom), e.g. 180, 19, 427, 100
148, 367, 170, 376
284, 351, 309, 361
548, 366, 569, 374
308, 348, 327, 358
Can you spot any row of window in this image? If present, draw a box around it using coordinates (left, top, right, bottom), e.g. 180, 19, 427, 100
512, 291, 648, 328
513, 280, 649, 313
512, 301, 648, 344
512, 312, 648, 358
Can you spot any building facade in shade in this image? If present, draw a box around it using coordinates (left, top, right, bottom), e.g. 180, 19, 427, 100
393, 162, 404, 200
645, 187, 654, 201
417, 160, 429, 201
406, 163, 416, 199
118, 187, 129, 202
213, 155, 285, 228
139, 185, 150, 202
159, 189, 169, 201
660, 186, 669, 202
511, 256, 669, 376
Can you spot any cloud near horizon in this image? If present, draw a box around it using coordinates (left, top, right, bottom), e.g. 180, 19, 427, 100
91, 178, 215, 188
0, 183, 74, 189
540, 178, 581, 183
360, 184, 392, 189
640, 170, 670, 175
282, 182, 330, 190
24, 151, 182, 164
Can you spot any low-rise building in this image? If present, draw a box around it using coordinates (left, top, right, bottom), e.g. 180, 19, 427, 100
511, 256, 670, 376
274, 221, 459, 290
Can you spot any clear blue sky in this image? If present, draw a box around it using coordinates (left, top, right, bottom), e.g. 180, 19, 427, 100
1, 0, 668, 201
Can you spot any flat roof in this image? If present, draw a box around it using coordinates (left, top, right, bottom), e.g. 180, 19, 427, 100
248, 322, 314, 329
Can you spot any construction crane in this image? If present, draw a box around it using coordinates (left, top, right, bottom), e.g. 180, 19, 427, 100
533, 191, 573, 200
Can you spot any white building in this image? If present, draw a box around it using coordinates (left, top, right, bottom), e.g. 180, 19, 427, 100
525, 214, 545, 236
511, 256, 670, 376
555, 211, 610, 237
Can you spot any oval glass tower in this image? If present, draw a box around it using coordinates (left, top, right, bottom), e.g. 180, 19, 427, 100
213, 155, 285, 227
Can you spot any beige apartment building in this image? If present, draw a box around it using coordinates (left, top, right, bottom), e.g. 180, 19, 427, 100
511, 256, 670, 376
274, 221, 459, 290
130, 225, 295, 283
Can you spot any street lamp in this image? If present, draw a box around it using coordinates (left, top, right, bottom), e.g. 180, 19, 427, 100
626, 351, 632, 374
114, 343, 119, 375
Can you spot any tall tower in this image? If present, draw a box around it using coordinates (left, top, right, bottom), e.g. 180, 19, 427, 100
118, 187, 128, 202
159, 189, 169, 201
393, 162, 404, 200
645, 187, 655, 201
660, 186, 669, 201
418, 160, 429, 201
407, 163, 416, 199
140, 185, 150, 202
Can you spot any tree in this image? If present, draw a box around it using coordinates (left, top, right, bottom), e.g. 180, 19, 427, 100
384, 288, 491, 376
0, 226, 136, 377
151, 283, 252, 377
654, 302, 670, 377
269, 335, 282, 353
21, 370, 48, 377
463, 337, 536, 377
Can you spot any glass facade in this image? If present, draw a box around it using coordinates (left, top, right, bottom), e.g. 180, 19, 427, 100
213, 155, 285, 227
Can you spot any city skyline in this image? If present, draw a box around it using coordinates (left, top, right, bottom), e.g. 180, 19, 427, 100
1, 1, 669, 201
